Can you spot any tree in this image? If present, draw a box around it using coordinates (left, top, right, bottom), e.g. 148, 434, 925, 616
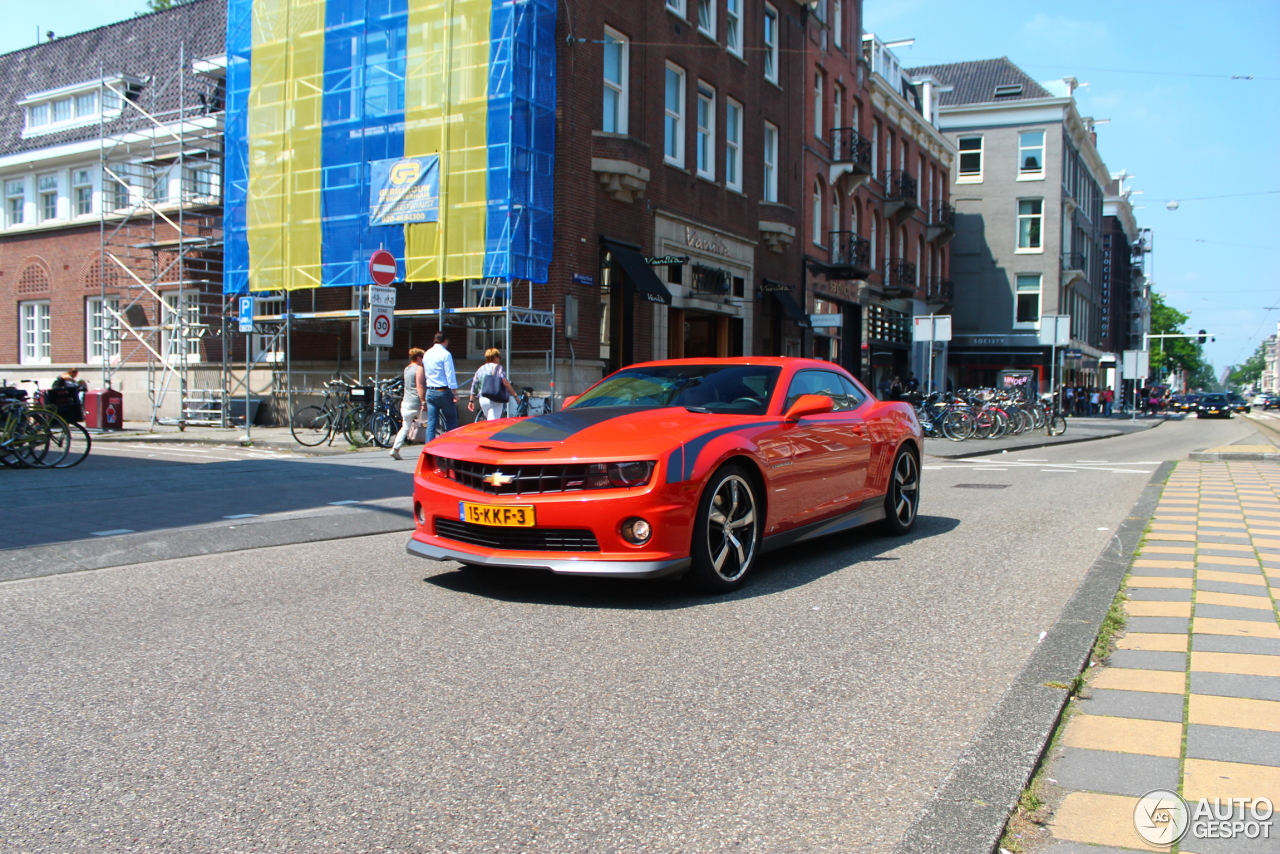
1148, 293, 1214, 388
1225, 342, 1266, 390
142, 0, 196, 11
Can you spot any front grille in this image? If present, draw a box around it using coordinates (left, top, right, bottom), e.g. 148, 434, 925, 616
441, 458, 599, 496
434, 518, 601, 552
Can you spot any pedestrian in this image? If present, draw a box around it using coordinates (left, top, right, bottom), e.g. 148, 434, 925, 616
468, 348, 517, 422
53, 367, 88, 391
1089, 387, 1100, 416
1064, 385, 1075, 414
889, 376, 903, 400
389, 347, 427, 460
422, 330, 459, 442
905, 374, 919, 394
1102, 386, 1114, 417
49, 367, 87, 423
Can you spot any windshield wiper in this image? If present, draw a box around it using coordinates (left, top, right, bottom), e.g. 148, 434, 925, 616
683, 406, 711, 413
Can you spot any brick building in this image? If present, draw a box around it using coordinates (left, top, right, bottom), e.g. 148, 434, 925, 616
0, 1, 227, 421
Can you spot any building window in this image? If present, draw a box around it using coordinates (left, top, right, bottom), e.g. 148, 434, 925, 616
833, 83, 843, 137
725, 0, 742, 56
664, 63, 686, 166
1018, 130, 1045, 176
153, 166, 171, 205
697, 0, 715, 38
666, 0, 686, 17
832, 0, 843, 48
725, 98, 742, 192
830, 193, 839, 240
39, 174, 58, 221
6, 179, 25, 226
957, 136, 983, 182
696, 83, 715, 179
871, 121, 880, 175
602, 28, 629, 135
763, 4, 779, 84
163, 293, 204, 361
20, 301, 52, 364
869, 215, 878, 267
22, 85, 115, 136
813, 71, 824, 140
87, 298, 121, 363
812, 180, 823, 245
184, 165, 219, 202
763, 121, 778, 202
1015, 274, 1041, 326
72, 169, 94, 216
1017, 199, 1043, 251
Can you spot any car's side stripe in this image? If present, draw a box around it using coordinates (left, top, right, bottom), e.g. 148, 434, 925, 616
670, 421, 785, 483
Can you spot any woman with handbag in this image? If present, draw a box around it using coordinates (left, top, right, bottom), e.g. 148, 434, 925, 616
469, 348, 517, 421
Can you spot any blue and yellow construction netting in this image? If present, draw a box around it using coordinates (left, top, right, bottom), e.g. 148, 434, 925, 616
224, 0, 556, 294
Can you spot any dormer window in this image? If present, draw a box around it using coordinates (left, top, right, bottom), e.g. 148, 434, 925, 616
20, 77, 134, 137
994, 84, 1023, 98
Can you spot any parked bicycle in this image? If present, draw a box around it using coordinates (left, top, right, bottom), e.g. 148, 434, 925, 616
289, 380, 372, 447
0, 380, 92, 469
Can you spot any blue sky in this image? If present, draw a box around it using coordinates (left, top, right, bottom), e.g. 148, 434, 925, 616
865, 0, 1280, 376
6, 1, 1278, 375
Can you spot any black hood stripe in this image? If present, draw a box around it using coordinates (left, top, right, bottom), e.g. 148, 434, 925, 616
486, 406, 658, 444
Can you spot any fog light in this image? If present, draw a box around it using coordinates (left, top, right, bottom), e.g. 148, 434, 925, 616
621, 517, 652, 545
413, 502, 425, 526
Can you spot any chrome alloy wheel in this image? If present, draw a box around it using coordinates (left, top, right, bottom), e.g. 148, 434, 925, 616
890, 451, 919, 529
706, 474, 759, 582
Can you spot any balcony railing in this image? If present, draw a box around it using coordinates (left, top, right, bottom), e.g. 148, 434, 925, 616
883, 260, 917, 296
827, 232, 872, 278
925, 200, 955, 229
925, 277, 953, 303
830, 128, 872, 172
1062, 252, 1087, 272
882, 170, 918, 202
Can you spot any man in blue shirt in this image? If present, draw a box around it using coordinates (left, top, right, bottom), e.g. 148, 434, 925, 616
422, 331, 459, 442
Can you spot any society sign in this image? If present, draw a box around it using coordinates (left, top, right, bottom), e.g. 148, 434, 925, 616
368, 304, 394, 348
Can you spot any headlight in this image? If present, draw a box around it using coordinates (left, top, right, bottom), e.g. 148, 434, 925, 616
584, 461, 655, 489
429, 455, 454, 478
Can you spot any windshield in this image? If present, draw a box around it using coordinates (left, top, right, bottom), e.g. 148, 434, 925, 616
569, 364, 782, 416
1202, 394, 1227, 403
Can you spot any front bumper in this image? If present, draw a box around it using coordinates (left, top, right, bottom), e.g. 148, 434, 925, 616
405, 536, 690, 578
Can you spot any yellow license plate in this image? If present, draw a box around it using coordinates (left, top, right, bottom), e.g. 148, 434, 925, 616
460, 502, 536, 527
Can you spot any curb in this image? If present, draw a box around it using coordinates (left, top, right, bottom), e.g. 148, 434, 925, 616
1188, 450, 1280, 462
891, 460, 1174, 854
89, 430, 388, 457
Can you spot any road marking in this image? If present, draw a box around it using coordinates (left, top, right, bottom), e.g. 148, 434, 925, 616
91, 529, 134, 536
328, 500, 360, 506
1041, 469, 1078, 473
970, 467, 1008, 470
223, 514, 258, 519
1076, 460, 1108, 463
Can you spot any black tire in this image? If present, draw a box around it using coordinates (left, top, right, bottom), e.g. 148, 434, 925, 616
1047, 414, 1067, 436
880, 448, 920, 535
372, 410, 400, 448
290, 405, 332, 446
686, 465, 761, 593
47, 420, 92, 468
345, 406, 374, 447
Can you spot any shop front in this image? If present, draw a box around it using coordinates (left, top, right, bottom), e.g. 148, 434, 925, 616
809, 277, 866, 382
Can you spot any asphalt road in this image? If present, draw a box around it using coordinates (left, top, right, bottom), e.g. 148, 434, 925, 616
0, 415, 1269, 853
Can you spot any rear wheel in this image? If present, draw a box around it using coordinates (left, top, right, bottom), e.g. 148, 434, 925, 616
345, 406, 374, 447
1048, 413, 1067, 436
880, 448, 920, 535
371, 410, 400, 448
686, 465, 760, 593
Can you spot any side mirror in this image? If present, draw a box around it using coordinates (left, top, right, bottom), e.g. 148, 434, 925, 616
783, 394, 834, 421
560, 395, 579, 409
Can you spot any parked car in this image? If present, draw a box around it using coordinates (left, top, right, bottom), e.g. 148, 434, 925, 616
406, 357, 923, 592
1255, 393, 1279, 410
1227, 393, 1252, 414
1197, 393, 1232, 419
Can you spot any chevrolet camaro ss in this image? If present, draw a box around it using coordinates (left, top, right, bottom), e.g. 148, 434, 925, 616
405, 357, 923, 592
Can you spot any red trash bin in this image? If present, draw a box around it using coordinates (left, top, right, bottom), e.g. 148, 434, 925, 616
84, 388, 124, 430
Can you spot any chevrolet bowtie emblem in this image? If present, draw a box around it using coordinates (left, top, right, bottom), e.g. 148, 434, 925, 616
482, 471, 515, 487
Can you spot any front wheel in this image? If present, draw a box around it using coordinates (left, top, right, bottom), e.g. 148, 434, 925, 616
686, 465, 761, 593
880, 448, 920, 535
1047, 414, 1067, 436
290, 405, 332, 446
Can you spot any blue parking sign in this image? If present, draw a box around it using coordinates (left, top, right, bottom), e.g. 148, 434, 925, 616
238, 297, 255, 332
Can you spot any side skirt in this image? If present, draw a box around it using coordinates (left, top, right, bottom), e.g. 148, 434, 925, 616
760, 497, 887, 554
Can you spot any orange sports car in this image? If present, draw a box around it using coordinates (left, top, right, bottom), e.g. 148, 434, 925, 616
406, 357, 923, 592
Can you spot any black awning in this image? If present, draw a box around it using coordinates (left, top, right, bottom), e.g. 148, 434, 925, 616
604, 240, 672, 305
771, 290, 810, 327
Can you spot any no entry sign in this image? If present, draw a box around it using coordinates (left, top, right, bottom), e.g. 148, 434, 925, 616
369, 249, 398, 285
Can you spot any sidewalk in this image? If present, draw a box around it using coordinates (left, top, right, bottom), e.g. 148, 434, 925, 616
923, 414, 1166, 459
90, 420, 389, 456
1015, 460, 1280, 853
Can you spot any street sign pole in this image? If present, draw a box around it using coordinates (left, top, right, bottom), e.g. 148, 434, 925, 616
237, 297, 255, 445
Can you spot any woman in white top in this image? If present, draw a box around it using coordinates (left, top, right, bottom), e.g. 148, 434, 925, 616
468, 348, 518, 422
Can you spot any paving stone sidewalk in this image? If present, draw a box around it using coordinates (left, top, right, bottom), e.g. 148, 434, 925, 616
1026, 460, 1280, 854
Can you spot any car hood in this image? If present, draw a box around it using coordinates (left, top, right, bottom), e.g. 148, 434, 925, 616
428, 406, 760, 461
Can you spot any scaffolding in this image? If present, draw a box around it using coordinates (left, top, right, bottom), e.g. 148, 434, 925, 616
97, 45, 227, 428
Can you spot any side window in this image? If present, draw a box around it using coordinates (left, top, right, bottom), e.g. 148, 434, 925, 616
838, 374, 868, 409
785, 370, 849, 411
